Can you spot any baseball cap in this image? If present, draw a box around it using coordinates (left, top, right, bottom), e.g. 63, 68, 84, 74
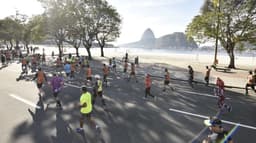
204, 117, 222, 127
95, 74, 100, 79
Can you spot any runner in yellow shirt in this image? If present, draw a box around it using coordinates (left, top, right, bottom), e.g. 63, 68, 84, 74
76, 86, 99, 132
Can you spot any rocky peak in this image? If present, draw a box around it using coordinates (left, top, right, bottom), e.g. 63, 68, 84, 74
140, 28, 155, 42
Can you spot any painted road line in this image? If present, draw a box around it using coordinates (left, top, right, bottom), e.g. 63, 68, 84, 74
5, 68, 20, 73
169, 108, 256, 130
182, 90, 230, 100
9, 94, 41, 109
64, 83, 93, 89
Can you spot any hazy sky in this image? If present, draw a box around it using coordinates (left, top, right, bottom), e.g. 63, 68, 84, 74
0, 0, 204, 44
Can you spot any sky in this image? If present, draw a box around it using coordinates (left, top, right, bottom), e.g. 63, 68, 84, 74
0, 0, 204, 44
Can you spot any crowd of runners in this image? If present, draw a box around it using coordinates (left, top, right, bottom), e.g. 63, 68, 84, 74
2, 48, 254, 142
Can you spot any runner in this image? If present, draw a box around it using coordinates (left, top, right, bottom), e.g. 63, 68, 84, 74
56, 57, 62, 68
123, 60, 128, 73
93, 75, 106, 106
144, 73, 154, 99
1, 52, 6, 66
109, 58, 112, 70
202, 117, 234, 143
64, 62, 71, 80
245, 70, 256, 96
86, 65, 92, 85
51, 51, 54, 58
215, 77, 232, 112
188, 65, 194, 88
70, 62, 76, 79
16, 57, 28, 81
33, 67, 47, 96
163, 68, 173, 91
21, 57, 28, 74
128, 63, 138, 82
42, 52, 46, 65
49, 73, 64, 109
135, 56, 139, 67
76, 86, 99, 132
204, 66, 211, 86
31, 55, 37, 73
103, 64, 109, 86
112, 57, 117, 72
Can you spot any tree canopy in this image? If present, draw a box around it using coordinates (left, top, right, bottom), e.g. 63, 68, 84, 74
39, 0, 122, 59
186, 0, 256, 68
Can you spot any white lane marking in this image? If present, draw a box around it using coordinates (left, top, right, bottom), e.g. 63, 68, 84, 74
8, 94, 41, 109
64, 83, 93, 89
169, 108, 256, 130
182, 90, 230, 99
5, 68, 20, 73
64, 83, 80, 89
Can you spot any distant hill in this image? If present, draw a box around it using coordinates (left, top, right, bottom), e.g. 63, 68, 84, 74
120, 28, 198, 50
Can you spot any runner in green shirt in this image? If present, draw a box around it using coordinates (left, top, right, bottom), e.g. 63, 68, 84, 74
76, 86, 99, 132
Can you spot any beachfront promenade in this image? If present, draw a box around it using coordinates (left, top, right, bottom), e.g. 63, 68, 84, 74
0, 51, 256, 143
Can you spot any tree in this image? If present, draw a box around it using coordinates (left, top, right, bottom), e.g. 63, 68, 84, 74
76, 0, 99, 60
40, 0, 95, 59
39, 0, 70, 59
94, 0, 121, 57
11, 11, 28, 49
186, 0, 256, 68
64, 0, 82, 57
0, 18, 16, 49
0, 15, 26, 50
23, 15, 47, 54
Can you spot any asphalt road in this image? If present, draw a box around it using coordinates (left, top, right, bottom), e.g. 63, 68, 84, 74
0, 58, 256, 143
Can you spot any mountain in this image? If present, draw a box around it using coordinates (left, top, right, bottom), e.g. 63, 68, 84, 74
121, 28, 198, 50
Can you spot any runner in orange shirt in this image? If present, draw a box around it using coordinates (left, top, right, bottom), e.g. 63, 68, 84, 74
33, 67, 47, 97
144, 74, 154, 99
71, 62, 76, 79
128, 63, 138, 82
103, 64, 109, 86
86, 65, 92, 85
